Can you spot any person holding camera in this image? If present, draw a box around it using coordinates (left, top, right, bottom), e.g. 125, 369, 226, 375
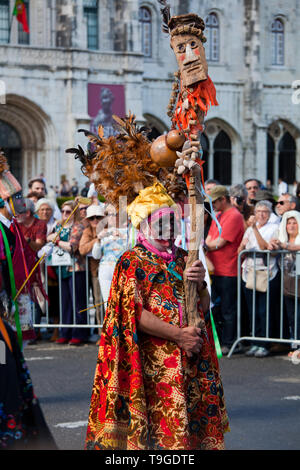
205, 185, 245, 355
229, 184, 253, 230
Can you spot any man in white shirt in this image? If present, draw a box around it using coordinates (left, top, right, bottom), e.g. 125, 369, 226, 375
278, 178, 288, 196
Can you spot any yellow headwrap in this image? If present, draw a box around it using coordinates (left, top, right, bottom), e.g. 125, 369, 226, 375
127, 181, 177, 229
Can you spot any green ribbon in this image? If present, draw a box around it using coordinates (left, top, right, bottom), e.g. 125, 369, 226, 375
131, 225, 136, 249
0, 222, 23, 350
210, 309, 222, 359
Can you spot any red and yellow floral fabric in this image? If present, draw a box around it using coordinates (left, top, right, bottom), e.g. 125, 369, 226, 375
85, 245, 229, 450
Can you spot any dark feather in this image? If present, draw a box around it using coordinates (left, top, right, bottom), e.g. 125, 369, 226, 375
157, 0, 171, 33
65, 145, 88, 165
65, 148, 81, 154
139, 126, 152, 137
86, 150, 97, 160
78, 129, 99, 140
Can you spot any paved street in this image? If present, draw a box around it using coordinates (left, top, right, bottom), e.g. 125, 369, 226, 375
24, 340, 300, 451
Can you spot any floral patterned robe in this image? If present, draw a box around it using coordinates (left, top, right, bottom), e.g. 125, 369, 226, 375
85, 245, 229, 450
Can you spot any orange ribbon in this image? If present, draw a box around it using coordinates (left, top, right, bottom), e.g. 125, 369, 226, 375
172, 76, 218, 132
0, 317, 12, 353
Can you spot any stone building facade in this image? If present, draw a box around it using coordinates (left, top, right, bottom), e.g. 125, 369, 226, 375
0, 0, 299, 192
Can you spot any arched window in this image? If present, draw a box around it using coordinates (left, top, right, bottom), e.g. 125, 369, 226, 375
83, 0, 99, 50
0, 120, 22, 183
272, 18, 284, 65
205, 12, 220, 62
139, 6, 152, 58
0, 0, 9, 44
18, 0, 30, 45
213, 130, 231, 185
279, 132, 296, 184
267, 128, 296, 185
200, 133, 209, 182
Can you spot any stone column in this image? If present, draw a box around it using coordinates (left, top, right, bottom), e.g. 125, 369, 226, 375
113, 0, 140, 53
56, 0, 76, 48
208, 136, 215, 180
178, 0, 191, 15
242, 0, 264, 181
273, 141, 279, 189
256, 125, 268, 184
72, 0, 86, 50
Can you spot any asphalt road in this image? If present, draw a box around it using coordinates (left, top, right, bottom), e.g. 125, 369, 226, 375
23, 340, 300, 451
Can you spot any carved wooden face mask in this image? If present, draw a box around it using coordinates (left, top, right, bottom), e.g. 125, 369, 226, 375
171, 33, 208, 88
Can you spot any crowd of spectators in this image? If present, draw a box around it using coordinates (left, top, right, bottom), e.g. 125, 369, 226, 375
203, 177, 300, 360
19, 175, 129, 347
26, 175, 96, 202
17, 174, 300, 361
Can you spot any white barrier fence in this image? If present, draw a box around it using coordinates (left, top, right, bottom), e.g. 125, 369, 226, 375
33, 256, 105, 332
228, 249, 300, 357
33, 249, 300, 353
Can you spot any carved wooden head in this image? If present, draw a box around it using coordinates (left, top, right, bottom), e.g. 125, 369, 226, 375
169, 14, 208, 88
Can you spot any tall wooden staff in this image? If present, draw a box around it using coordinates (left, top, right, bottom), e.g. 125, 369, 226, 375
157, 3, 218, 328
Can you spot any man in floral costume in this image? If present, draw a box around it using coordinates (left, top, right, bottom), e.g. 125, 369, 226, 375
67, 70, 228, 447
85, 184, 229, 450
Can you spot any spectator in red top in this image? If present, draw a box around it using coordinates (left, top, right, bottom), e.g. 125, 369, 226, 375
16, 198, 47, 342
16, 198, 47, 252
205, 186, 245, 355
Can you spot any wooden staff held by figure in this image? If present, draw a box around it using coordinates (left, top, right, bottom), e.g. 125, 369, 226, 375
155, 4, 219, 328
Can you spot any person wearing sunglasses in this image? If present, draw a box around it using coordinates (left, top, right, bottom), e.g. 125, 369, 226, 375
91, 204, 129, 313
275, 193, 297, 218
229, 184, 252, 230
79, 204, 89, 218
268, 210, 300, 361
205, 185, 245, 356
47, 200, 89, 345
79, 204, 105, 344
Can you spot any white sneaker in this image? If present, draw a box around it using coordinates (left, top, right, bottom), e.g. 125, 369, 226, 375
245, 345, 259, 357
254, 347, 270, 358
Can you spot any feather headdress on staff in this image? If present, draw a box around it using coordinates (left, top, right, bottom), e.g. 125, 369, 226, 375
67, 113, 160, 208
157, 0, 171, 33
66, 114, 188, 228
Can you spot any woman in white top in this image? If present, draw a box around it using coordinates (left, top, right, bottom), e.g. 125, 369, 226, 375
35, 198, 56, 236
92, 205, 128, 307
268, 210, 300, 359
238, 200, 280, 357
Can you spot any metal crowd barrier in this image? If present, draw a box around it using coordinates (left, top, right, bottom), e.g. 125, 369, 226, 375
228, 249, 300, 358
33, 255, 105, 332
32, 249, 300, 352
